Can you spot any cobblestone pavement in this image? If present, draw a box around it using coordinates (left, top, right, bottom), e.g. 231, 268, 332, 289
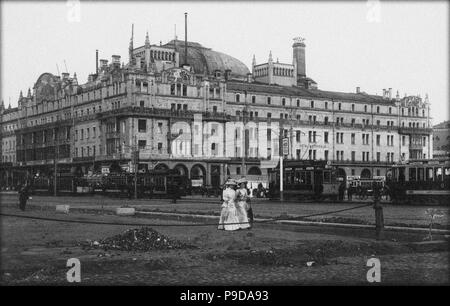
1, 193, 449, 228
1, 207, 448, 285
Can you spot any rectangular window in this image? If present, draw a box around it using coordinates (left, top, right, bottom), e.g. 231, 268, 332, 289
324, 132, 329, 143
351, 133, 355, 145
138, 140, 146, 149
138, 119, 147, 133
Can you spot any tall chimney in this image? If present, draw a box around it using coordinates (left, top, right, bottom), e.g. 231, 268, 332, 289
184, 12, 188, 66
356, 86, 360, 93
96, 49, 99, 74
292, 37, 306, 78
388, 88, 392, 99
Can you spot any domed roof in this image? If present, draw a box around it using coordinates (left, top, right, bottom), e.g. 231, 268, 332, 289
164, 40, 250, 78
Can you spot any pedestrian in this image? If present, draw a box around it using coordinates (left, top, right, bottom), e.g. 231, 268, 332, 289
348, 185, 353, 201
235, 178, 251, 230
170, 179, 179, 203
338, 181, 345, 201
218, 179, 240, 231
127, 177, 134, 199
18, 181, 30, 211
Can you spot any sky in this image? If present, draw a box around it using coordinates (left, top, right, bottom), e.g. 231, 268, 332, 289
1, 1, 448, 124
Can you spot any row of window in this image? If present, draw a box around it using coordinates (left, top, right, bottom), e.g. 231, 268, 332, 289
234, 95, 405, 114
2, 155, 15, 163
75, 127, 98, 141
2, 140, 15, 150
234, 110, 425, 128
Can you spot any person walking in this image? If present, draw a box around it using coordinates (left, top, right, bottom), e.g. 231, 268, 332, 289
18, 181, 30, 211
236, 178, 251, 230
169, 179, 179, 203
347, 184, 353, 201
218, 179, 240, 231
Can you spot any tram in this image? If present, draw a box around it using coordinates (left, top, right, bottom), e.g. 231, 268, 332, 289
268, 160, 340, 200
78, 169, 188, 198
389, 158, 450, 205
31, 173, 76, 195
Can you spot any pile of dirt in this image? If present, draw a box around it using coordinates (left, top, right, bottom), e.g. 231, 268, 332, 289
82, 227, 196, 252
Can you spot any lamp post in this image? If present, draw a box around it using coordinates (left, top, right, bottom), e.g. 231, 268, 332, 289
54, 126, 59, 197
134, 135, 138, 199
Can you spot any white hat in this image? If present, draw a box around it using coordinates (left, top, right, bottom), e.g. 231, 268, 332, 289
225, 179, 237, 186
236, 178, 248, 184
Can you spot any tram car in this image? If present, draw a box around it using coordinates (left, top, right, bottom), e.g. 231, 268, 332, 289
389, 158, 450, 205
31, 173, 75, 194
83, 169, 188, 198
268, 160, 340, 200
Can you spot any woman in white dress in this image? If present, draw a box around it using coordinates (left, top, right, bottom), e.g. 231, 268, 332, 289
235, 178, 251, 229
218, 179, 240, 231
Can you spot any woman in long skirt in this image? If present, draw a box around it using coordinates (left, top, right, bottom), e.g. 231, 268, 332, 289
218, 179, 240, 231
235, 178, 251, 229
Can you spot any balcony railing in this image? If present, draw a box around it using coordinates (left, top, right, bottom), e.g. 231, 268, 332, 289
399, 127, 432, 135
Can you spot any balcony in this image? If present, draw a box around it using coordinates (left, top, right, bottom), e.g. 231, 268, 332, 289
106, 131, 121, 139
399, 127, 432, 135
73, 156, 95, 163
332, 160, 394, 166
409, 143, 424, 150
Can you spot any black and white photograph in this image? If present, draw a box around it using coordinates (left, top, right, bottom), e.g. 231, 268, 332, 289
0, 0, 449, 292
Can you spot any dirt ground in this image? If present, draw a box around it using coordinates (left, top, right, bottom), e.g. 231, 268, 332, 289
1, 193, 448, 229
1, 206, 449, 285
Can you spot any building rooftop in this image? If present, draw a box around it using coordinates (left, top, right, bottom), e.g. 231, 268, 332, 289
227, 81, 396, 104
433, 120, 450, 129
163, 40, 250, 77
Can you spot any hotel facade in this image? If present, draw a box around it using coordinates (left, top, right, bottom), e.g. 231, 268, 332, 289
0, 30, 433, 188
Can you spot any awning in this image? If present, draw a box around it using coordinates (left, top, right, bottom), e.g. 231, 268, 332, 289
260, 159, 279, 169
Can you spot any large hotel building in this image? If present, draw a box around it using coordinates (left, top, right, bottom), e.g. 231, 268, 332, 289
0, 29, 433, 188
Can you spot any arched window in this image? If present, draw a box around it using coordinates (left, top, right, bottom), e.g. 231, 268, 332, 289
248, 166, 262, 176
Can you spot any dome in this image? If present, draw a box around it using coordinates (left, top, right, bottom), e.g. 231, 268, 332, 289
164, 40, 250, 78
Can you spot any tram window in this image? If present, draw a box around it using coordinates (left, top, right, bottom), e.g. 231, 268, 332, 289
426, 168, 434, 181
306, 172, 312, 185
295, 171, 301, 183
300, 171, 306, 184
417, 168, 424, 181
409, 168, 417, 181
445, 168, 450, 177
324, 171, 331, 184
435, 168, 443, 181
